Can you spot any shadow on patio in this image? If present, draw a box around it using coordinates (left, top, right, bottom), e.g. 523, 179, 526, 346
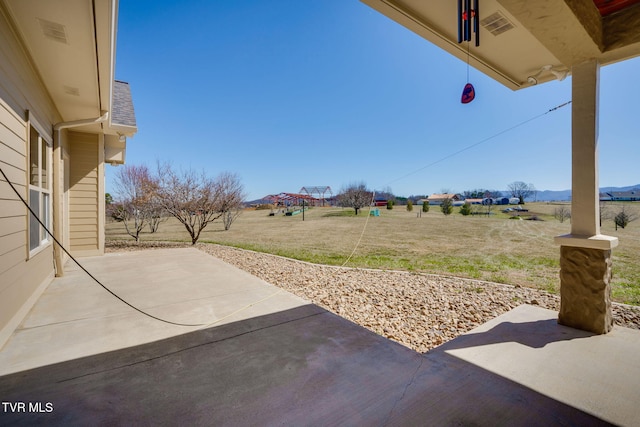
0, 248, 638, 425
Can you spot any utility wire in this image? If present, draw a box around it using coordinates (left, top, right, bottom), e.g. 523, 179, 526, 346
386, 101, 572, 186
0, 167, 207, 327
341, 100, 572, 267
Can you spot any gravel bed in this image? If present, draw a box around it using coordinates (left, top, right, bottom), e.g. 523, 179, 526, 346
107, 241, 640, 353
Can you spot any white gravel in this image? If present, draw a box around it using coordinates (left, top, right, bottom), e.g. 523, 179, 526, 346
107, 241, 640, 353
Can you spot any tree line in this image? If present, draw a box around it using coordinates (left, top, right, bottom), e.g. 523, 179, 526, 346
337, 181, 637, 227
107, 163, 245, 244
336, 181, 537, 215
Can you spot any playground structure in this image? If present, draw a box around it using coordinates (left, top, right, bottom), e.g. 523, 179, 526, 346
262, 186, 333, 209
263, 192, 316, 207
260, 187, 333, 217
300, 186, 333, 207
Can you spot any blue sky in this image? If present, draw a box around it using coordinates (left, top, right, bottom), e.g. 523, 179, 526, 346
109, 0, 640, 201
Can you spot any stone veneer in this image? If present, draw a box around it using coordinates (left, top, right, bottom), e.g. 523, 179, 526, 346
559, 246, 613, 334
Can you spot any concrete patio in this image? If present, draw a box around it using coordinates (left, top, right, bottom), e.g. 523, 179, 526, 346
0, 248, 639, 425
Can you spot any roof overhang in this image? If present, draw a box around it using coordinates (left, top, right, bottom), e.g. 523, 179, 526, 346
0, 0, 135, 135
361, 0, 640, 90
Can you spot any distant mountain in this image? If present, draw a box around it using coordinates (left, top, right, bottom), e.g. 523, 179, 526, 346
527, 184, 640, 202
600, 184, 640, 193
530, 189, 572, 202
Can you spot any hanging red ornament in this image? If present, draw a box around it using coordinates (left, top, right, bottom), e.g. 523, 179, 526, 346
461, 83, 475, 104
458, 0, 479, 104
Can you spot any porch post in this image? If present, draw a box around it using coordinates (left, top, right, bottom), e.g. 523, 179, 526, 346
554, 59, 617, 334
52, 130, 64, 277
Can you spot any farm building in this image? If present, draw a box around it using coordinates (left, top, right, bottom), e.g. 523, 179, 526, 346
603, 190, 640, 201
463, 198, 483, 205
0, 0, 137, 347
373, 197, 388, 207
426, 193, 460, 205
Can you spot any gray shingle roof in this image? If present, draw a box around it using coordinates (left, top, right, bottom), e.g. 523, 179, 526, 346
112, 80, 136, 128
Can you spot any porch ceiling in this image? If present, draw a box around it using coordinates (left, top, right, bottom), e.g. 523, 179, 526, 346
0, 0, 117, 131
361, 0, 640, 90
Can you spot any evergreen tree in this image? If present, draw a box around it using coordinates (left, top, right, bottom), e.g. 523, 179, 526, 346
459, 202, 472, 216
441, 198, 453, 215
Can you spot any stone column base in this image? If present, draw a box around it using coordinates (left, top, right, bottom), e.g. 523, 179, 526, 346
559, 246, 613, 334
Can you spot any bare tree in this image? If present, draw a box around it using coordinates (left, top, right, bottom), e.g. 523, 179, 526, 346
147, 201, 167, 233
217, 172, 246, 231
507, 181, 535, 204
600, 201, 611, 226
554, 205, 571, 223
338, 182, 372, 215
222, 209, 242, 231
109, 164, 158, 242
156, 164, 224, 244
485, 189, 503, 199
529, 183, 538, 202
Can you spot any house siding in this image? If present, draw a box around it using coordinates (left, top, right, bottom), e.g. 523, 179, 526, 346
68, 131, 101, 255
0, 8, 61, 347
0, 97, 53, 349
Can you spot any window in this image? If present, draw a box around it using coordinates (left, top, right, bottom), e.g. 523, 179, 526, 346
28, 124, 52, 253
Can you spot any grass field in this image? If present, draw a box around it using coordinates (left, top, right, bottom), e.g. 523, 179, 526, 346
105, 202, 640, 305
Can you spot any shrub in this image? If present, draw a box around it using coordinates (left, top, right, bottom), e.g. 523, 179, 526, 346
613, 206, 637, 230
615, 211, 629, 229
387, 200, 393, 210
441, 198, 453, 216
406, 200, 413, 212
422, 202, 429, 213
459, 202, 472, 216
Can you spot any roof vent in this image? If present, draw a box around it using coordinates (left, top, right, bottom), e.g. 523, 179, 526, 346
38, 18, 68, 44
480, 11, 514, 36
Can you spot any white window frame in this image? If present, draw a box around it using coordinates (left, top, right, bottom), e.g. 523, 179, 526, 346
27, 116, 53, 257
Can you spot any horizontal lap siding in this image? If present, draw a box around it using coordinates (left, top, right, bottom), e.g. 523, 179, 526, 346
0, 99, 27, 283
0, 98, 53, 343
69, 133, 99, 253
0, 10, 60, 346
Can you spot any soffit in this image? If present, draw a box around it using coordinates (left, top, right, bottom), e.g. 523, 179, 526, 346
361, 0, 640, 90
0, 0, 115, 128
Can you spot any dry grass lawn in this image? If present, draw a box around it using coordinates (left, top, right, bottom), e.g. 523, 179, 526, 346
106, 202, 640, 305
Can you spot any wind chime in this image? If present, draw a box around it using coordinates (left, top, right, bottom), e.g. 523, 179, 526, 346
458, 0, 480, 104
